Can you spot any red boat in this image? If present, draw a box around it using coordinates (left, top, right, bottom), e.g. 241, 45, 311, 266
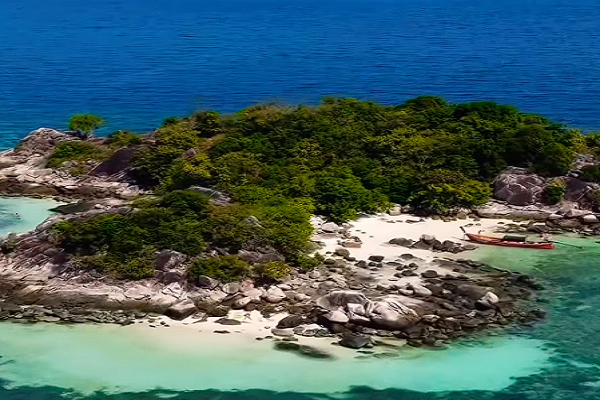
465, 233, 555, 250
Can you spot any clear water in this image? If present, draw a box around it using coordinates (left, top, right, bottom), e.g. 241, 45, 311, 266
1, 0, 600, 149
0, 196, 63, 238
0, 202, 600, 399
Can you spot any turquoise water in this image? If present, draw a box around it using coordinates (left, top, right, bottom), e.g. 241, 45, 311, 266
1, 204, 600, 399
0, 196, 63, 238
1, 0, 600, 149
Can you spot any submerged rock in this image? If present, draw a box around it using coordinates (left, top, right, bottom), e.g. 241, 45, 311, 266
273, 341, 333, 359
339, 333, 372, 349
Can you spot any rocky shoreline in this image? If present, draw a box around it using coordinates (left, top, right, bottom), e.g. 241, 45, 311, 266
0, 202, 547, 350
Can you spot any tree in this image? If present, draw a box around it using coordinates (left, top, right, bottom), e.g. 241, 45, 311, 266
68, 114, 105, 134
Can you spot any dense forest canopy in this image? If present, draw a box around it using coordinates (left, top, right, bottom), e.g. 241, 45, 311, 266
49, 97, 595, 281
133, 96, 582, 219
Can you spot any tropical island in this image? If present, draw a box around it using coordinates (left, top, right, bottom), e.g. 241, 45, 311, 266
1, 96, 600, 353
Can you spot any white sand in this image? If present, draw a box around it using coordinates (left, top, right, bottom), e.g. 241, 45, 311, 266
314, 214, 517, 288
318, 214, 514, 262
136, 311, 351, 357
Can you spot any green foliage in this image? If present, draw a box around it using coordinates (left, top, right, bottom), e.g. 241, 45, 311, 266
1, 239, 18, 254
580, 165, 600, 184
52, 191, 211, 279
409, 174, 492, 212
108, 130, 143, 147
290, 253, 324, 271
128, 97, 580, 217
81, 248, 156, 280
47, 141, 109, 168
68, 114, 105, 133
52, 190, 313, 280
53, 97, 589, 282
160, 153, 212, 191
188, 256, 250, 282
253, 261, 291, 282
545, 180, 566, 204
315, 171, 388, 221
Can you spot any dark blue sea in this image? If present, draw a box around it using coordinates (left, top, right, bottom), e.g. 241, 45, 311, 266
1, 0, 600, 149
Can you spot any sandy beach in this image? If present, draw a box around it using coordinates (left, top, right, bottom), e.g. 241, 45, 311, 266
318, 213, 515, 261
132, 213, 518, 348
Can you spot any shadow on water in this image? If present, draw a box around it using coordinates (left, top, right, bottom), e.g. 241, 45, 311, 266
3, 371, 600, 400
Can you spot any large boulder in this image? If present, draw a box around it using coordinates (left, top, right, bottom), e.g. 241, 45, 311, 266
89, 147, 136, 177
323, 309, 350, 324
494, 169, 546, 206
321, 222, 340, 233
368, 296, 421, 330
197, 275, 219, 289
165, 299, 197, 320
389, 238, 413, 247
277, 315, 306, 329
13, 128, 75, 159
339, 333, 372, 349
263, 286, 286, 303
154, 250, 186, 271
456, 284, 493, 300
316, 291, 370, 309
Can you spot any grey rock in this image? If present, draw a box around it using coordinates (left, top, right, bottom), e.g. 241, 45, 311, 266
264, 286, 286, 303
321, 222, 340, 233
277, 315, 306, 329
389, 237, 413, 247
197, 275, 219, 289
216, 318, 242, 325
271, 328, 295, 337
412, 240, 431, 250
334, 248, 351, 258
339, 333, 372, 349
420, 234, 436, 244
222, 282, 241, 294
421, 270, 439, 278
165, 299, 197, 320
273, 341, 333, 359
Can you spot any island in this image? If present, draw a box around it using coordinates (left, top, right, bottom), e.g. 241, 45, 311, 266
1, 97, 599, 353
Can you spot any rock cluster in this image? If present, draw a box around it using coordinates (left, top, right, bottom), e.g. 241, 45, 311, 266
476, 201, 600, 234
388, 234, 476, 253
0, 128, 142, 200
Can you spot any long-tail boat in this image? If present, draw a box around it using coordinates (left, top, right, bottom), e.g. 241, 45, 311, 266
464, 233, 555, 250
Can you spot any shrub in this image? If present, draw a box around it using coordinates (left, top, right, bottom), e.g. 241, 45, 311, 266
68, 114, 105, 133
290, 253, 324, 271
82, 248, 155, 280
47, 141, 108, 168
108, 130, 143, 147
188, 256, 250, 282
253, 261, 291, 282
545, 181, 566, 204
409, 179, 492, 212
580, 165, 600, 184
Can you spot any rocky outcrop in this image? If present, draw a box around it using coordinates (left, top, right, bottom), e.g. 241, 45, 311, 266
492, 166, 600, 212
494, 168, 546, 206
0, 128, 143, 200
388, 235, 475, 253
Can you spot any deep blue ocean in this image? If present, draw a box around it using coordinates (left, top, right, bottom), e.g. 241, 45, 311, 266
1, 0, 600, 149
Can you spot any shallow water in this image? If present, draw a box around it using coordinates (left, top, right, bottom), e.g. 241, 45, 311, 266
1, 207, 600, 399
0, 322, 550, 396
0, 196, 63, 238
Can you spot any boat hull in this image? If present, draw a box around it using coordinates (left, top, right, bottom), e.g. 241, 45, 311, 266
465, 233, 555, 250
